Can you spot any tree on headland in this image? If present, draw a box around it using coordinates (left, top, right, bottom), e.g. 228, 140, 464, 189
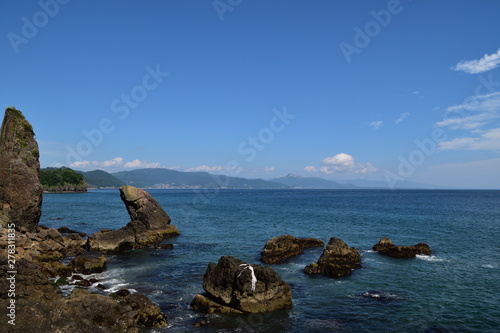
40, 167, 87, 192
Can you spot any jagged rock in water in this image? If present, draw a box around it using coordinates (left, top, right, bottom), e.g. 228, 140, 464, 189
373, 237, 432, 258
88, 186, 179, 253
305, 237, 361, 278
120, 185, 171, 229
261, 234, 324, 264
191, 256, 293, 313
0, 107, 42, 232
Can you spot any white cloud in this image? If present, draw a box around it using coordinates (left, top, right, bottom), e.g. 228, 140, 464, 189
263, 166, 276, 172
370, 120, 383, 130
319, 166, 334, 174
102, 157, 123, 167
452, 48, 500, 74
357, 162, 378, 174
304, 165, 318, 172
438, 128, 500, 151
436, 92, 500, 151
396, 112, 410, 124
446, 91, 500, 113
306, 153, 377, 175
123, 159, 160, 169
322, 153, 355, 170
187, 164, 243, 175
69, 157, 125, 169
69, 160, 91, 168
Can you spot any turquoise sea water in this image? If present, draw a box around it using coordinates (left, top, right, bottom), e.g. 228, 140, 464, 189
41, 189, 500, 332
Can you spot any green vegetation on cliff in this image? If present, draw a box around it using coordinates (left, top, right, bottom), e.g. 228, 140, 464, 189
41, 167, 87, 192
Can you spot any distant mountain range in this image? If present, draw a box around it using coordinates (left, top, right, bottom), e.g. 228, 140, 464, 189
112, 168, 288, 189
271, 174, 357, 189
78, 168, 447, 190
80, 170, 126, 188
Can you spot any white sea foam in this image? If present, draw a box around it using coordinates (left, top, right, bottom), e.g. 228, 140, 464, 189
104, 283, 129, 293
482, 264, 495, 269
416, 255, 446, 262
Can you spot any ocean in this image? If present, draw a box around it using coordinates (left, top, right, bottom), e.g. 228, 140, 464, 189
40, 189, 500, 332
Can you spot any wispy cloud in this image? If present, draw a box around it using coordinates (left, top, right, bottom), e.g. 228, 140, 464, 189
187, 164, 242, 174
436, 92, 500, 130
304, 165, 317, 172
263, 166, 276, 172
438, 127, 500, 151
322, 153, 355, 170
69, 157, 160, 170
396, 112, 410, 124
436, 91, 500, 151
370, 120, 383, 130
304, 153, 377, 175
102, 157, 124, 167
123, 159, 160, 169
452, 48, 500, 74
70, 157, 124, 169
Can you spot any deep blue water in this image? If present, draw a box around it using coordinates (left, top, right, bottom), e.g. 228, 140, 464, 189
41, 189, 500, 332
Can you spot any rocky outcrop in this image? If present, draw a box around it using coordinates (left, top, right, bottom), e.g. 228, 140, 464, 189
305, 237, 361, 278
88, 186, 179, 253
0, 274, 167, 333
120, 185, 171, 229
191, 256, 293, 313
70, 251, 107, 274
0, 228, 168, 332
261, 235, 324, 264
0, 107, 43, 232
373, 237, 432, 258
0, 226, 87, 264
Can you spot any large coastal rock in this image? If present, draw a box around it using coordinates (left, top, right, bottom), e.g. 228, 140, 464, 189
89, 186, 179, 253
261, 234, 324, 264
191, 256, 293, 313
305, 237, 361, 278
70, 251, 107, 274
0, 107, 42, 232
373, 237, 432, 258
120, 185, 171, 229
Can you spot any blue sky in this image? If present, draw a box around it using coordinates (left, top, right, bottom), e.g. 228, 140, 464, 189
1, 0, 500, 188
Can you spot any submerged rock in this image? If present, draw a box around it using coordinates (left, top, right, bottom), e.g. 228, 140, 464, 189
88, 186, 179, 253
261, 234, 324, 264
0, 107, 42, 232
192, 256, 293, 313
305, 237, 361, 278
373, 237, 432, 258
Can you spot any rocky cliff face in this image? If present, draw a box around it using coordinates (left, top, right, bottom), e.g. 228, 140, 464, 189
0, 107, 42, 232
